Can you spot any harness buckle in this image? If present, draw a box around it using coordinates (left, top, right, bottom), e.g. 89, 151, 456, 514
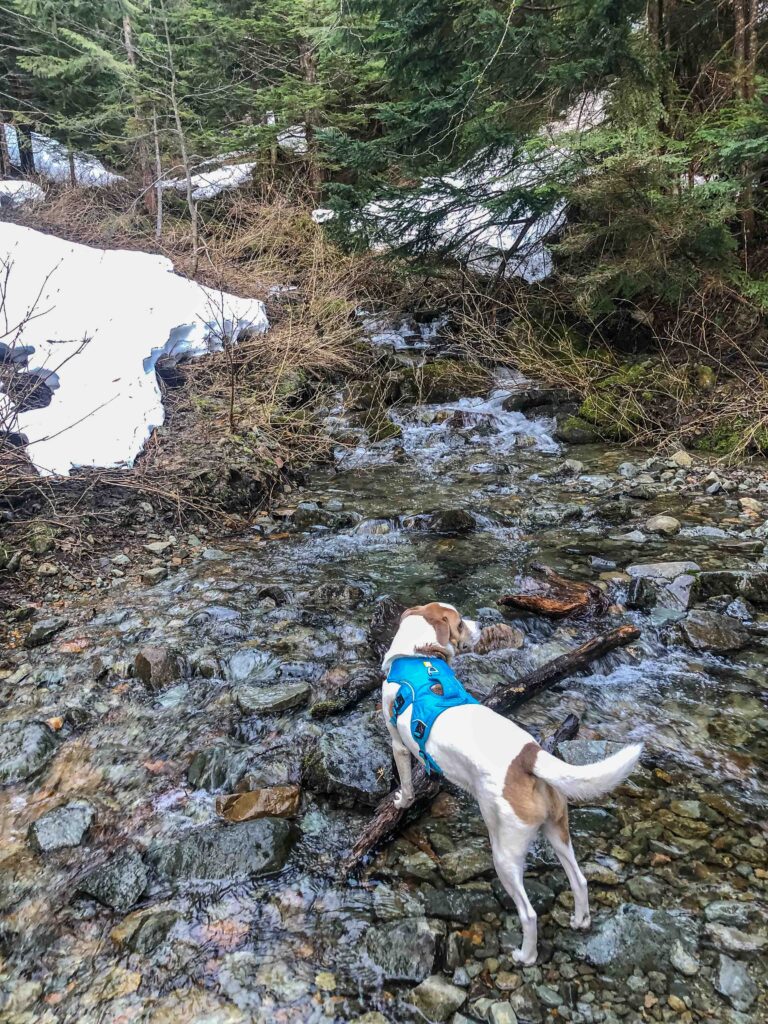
423, 660, 438, 676
413, 720, 426, 739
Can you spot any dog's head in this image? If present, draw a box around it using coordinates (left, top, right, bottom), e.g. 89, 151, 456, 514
400, 601, 481, 660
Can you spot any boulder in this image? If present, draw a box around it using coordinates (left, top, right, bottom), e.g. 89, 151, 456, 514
426, 509, 476, 535
133, 646, 182, 688
235, 680, 310, 714
502, 387, 575, 416
644, 514, 681, 536
679, 610, 750, 653
669, 451, 693, 468
0, 720, 58, 785
410, 975, 467, 1020
554, 415, 600, 444
303, 711, 392, 805
626, 561, 701, 611
141, 566, 168, 585
423, 886, 501, 923
29, 800, 93, 852
693, 569, 768, 607
148, 819, 293, 884
78, 847, 148, 912
714, 955, 757, 1012
23, 616, 68, 649
216, 785, 301, 821
364, 918, 444, 982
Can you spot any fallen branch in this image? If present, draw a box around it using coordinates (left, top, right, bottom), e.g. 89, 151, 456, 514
499, 562, 609, 619
340, 623, 640, 876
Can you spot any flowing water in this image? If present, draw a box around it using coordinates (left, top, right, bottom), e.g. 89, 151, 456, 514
1, 350, 767, 1023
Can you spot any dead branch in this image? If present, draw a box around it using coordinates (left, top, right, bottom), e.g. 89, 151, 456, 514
498, 562, 610, 619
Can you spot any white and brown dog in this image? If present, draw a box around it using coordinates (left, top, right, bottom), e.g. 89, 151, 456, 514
381, 601, 643, 965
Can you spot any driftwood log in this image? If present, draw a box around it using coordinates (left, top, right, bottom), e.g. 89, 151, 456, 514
340, 623, 640, 876
499, 562, 610, 619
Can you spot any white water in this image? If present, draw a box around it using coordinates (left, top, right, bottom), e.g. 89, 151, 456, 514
0, 223, 267, 475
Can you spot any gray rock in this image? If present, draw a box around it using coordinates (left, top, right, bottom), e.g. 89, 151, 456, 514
627, 560, 700, 580
365, 918, 444, 982
148, 819, 293, 883
644, 514, 681, 536
126, 909, 181, 953
536, 984, 563, 1008
554, 415, 599, 444
558, 903, 700, 979
28, 800, 93, 852
304, 711, 391, 805
704, 901, 753, 927
141, 566, 168, 585
439, 840, 494, 884
410, 975, 467, 1020
23, 616, 68, 648
78, 847, 148, 912
489, 1003, 518, 1024
427, 509, 476, 535
226, 649, 280, 685
423, 886, 501, 922
714, 955, 757, 1011
133, 646, 182, 688
0, 720, 58, 784
144, 540, 173, 555
693, 569, 768, 607
626, 561, 701, 610
235, 680, 310, 714
705, 922, 768, 956
680, 610, 750, 653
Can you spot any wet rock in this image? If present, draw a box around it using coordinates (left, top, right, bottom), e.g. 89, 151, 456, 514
679, 610, 750, 653
28, 800, 93, 852
704, 901, 753, 927
226, 649, 280, 684
188, 742, 251, 792
0, 720, 58, 784
439, 840, 494, 884
304, 711, 391, 805
693, 568, 768, 607
595, 499, 635, 525
559, 903, 700, 978
235, 680, 310, 714
644, 514, 681, 536
626, 561, 700, 610
294, 502, 358, 530
142, 565, 168, 585
365, 917, 444, 982
23, 616, 68, 648
78, 847, 148, 912
502, 387, 575, 415
133, 646, 183, 688
310, 581, 369, 609
427, 509, 476, 535
148, 819, 294, 883
489, 1003, 519, 1024
626, 575, 658, 611
121, 909, 182, 953
670, 939, 700, 976
410, 975, 466, 1020
216, 785, 301, 821
423, 886, 501, 922
715, 954, 758, 1011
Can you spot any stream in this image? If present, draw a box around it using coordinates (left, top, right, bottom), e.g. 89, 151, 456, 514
1, 336, 767, 1024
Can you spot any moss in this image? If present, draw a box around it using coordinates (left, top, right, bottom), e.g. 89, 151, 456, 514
692, 418, 746, 455
409, 360, 492, 404
554, 415, 600, 444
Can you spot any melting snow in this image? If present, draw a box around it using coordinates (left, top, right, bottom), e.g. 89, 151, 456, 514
161, 160, 258, 201
0, 180, 45, 207
0, 223, 268, 476
3, 125, 124, 187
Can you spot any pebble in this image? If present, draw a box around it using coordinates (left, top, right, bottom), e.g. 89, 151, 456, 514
489, 1002, 519, 1024
644, 514, 681, 535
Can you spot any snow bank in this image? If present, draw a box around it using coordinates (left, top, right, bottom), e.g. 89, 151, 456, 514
0, 223, 268, 476
161, 160, 258, 201
0, 180, 45, 207
3, 125, 124, 187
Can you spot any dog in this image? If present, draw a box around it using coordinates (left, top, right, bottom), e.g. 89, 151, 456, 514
381, 601, 643, 965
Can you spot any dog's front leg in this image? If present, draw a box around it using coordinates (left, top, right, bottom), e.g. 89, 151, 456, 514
387, 726, 416, 809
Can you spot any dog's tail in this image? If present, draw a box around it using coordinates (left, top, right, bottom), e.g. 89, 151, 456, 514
532, 742, 643, 801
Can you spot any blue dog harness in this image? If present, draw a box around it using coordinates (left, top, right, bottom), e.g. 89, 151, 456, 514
387, 655, 479, 776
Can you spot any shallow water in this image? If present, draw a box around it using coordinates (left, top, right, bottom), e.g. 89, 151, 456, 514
1, 369, 767, 1023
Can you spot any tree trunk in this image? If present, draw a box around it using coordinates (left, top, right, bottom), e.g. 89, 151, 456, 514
68, 148, 77, 187
0, 118, 11, 177
152, 107, 164, 241
17, 124, 35, 175
298, 37, 322, 195
339, 623, 641, 875
123, 14, 156, 217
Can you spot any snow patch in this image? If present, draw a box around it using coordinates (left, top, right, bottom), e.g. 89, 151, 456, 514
3, 125, 124, 187
0, 180, 45, 207
0, 223, 267, 476
161, 161, 258, 201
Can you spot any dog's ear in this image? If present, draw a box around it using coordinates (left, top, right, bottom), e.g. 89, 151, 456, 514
415, 642, 451, 662
441, 607, 464, 648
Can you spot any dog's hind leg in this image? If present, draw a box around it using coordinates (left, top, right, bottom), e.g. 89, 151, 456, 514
490, 827, 539, 966
543, 818, 590, 930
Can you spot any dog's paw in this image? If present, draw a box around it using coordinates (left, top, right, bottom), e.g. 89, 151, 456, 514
511, 948, 538, 967
570, 912, 592, 931
393, 790, 414, 810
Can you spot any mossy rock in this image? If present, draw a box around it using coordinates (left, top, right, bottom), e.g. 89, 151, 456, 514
405, 360, 491, 404
554, 414, 601, 444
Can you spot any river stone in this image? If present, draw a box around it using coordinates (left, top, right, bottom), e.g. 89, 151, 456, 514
0, 720, 58, 784
626, 561, 700, 610
148, 819, 293, 883
489, 1003, 519, 1024
303, 711, 391, 805
141, 565, 168, 585
364, 918, 444, 982
78, 847, 148, 912
23, 616, 68, 648
705, 922, 768, 956
133, 646, 182, 688
670, 450, 693, 468
679, 610, 750, 653
410, 975, 466, 1020
226, 649, 280, 684
423, 886, 501, 922
126, 909, 182, 954
427, 509, 476, 534
439, 841, 494, 884
235, 680, 310, 714
29, 800, 93, 852
644, 514, 681, 535
558, 903, 700, 978
704, 901, 753, 927
554, 414, 599, 444
216, 784, 301, 821
715, 955, 758, 1011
